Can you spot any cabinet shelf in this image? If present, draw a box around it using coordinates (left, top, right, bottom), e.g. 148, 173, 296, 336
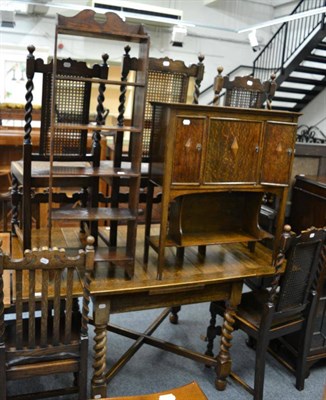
51, 207, 137, 221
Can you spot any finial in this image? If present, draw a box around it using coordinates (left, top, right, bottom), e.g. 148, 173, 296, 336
102, 53, 109, 64
124, 45, 131, 54
217, 66, 223, 76
198, 53, 205, 63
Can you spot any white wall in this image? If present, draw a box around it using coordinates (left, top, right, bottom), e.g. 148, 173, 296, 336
0, 0, 324, 125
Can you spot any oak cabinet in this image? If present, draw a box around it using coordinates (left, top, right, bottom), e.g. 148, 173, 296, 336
145, 103, 300, 278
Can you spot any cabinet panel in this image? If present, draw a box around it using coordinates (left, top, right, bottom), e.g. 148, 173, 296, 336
204, 118, 261, 183
260, 122, 296, 185
172, 116, 205, 184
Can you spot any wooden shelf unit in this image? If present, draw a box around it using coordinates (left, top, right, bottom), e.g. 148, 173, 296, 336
144, 102, 300, 279
49, 10, 150, 277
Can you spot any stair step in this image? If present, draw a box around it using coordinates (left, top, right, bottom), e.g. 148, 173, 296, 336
286, 76, 326, 86
316, 42, 326, 51
306, 54, 326, 63
276, 86, 320, 95
51, 207, 137, 221
295, 65, 326, 75
273, 96, 311, 105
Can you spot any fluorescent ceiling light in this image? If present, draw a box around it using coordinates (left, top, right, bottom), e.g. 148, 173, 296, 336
238, 7, 326, 33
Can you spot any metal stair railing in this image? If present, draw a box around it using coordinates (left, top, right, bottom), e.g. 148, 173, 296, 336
253, 0, 326, 82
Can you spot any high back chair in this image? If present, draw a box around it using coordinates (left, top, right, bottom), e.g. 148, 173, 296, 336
109, 55, 205, 245
213, 66, 276, 109
0, 236, 95, 400
205, 225, 326, 400
113, 54, 205, 186
11, 46, 108, 250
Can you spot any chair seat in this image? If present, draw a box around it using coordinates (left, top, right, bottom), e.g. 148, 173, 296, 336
237, 290, 304, 329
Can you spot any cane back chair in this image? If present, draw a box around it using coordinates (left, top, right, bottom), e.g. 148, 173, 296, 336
112, 54, 205, 194
205, 225, 326, 400
11, 45, 108, 250
0, 236, 95, 400
108, 54, 205, 246
213, 66, 276, 109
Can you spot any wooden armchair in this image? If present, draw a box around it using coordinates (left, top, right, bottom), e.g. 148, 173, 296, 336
205, 225, 326, 400
0, 236, 95, 400
11, 45, 108, 250
213, 66, 276, 109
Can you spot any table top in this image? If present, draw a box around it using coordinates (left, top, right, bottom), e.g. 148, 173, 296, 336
5, 226, 278, 309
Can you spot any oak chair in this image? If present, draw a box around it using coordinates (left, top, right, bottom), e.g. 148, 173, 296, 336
103, 381, 208, 399
213, 66, 276, 109
11, 45, 108, 250
109, 55, 205, 245
205, 225, 326, 400
0, 236, 95, 400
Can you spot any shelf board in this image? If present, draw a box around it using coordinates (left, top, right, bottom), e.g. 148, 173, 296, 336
51, 207, 137, 221
149, 229, 272, 248
94, 247, 133, 263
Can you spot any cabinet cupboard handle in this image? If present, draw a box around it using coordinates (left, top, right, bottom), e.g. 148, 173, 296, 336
287, 148, 293, 155
196, 144, 202, 152
255, 146, 259, 153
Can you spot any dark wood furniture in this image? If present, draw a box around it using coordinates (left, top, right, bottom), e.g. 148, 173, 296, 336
213, 66, 276, 109
205, 226, 326, 399
144, 102, 300, 279
11, 47, 108, 249
107, 55, 204, 246
0, 235, 95, 400
290, 175, 326, 232
104, 381, 208, 400
268, 175, 326, 381
107, 55, 205, 247
11, 10, 150, 278
7, 225, 280, 398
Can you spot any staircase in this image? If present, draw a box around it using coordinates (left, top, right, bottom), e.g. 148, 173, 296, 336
253, 0, 326, 112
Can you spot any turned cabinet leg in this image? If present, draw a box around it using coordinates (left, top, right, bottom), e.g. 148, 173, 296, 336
215, 305, 236, 391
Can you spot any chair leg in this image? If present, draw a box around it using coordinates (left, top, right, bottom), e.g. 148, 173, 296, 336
0, 346, 6, 399
79, 336, 88, 400
295, 292, 318, 391
205, 301, 222, 357
169, 305, 181, 324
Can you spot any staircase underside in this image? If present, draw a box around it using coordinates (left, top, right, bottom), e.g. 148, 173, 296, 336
272, 28, 326, 112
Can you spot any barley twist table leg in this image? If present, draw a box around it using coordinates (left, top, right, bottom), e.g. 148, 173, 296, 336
91, 299, 110, 399
215, 305, 236, 390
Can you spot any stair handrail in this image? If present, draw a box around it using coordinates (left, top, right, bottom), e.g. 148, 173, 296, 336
253, 0, 326, 82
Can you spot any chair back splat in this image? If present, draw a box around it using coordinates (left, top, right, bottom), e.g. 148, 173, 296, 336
0, 236, 95, 400
213, 66, 276, 109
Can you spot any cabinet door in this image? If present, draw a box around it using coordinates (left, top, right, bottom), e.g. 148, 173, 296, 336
172, 116, 206, 184
204, 118, 262, 184
260, 122, 296, 185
